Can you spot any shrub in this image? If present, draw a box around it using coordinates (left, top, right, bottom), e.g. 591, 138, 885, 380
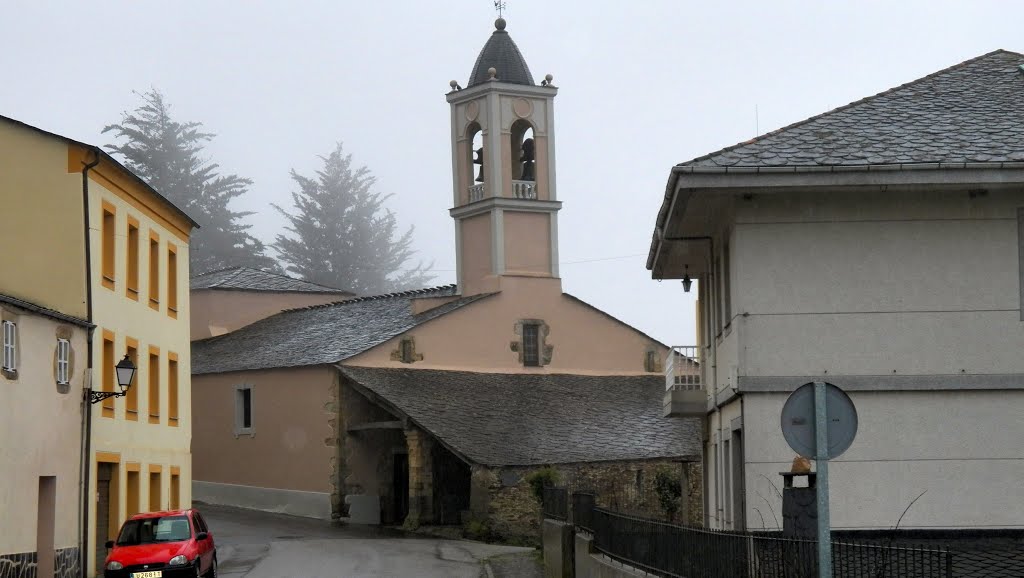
654, 466, 683, 521
464, 519, 492, 541
525, 467, 560, 503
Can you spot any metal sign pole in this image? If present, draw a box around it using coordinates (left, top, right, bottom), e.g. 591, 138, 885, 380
814, 381, 832, 578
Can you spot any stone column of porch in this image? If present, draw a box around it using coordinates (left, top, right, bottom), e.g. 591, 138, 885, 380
404, 428, 434, 527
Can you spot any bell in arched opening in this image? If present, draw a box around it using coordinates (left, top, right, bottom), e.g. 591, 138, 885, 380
520, 137, 535, 182
473, 147, 485, 183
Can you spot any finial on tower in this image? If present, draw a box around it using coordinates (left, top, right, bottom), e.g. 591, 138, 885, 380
494, 0, 506, 18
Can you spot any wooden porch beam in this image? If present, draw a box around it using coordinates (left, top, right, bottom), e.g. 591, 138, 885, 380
347, 420, 404, 432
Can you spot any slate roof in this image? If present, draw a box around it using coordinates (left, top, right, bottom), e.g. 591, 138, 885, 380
190, 266, 353, 294
340, 366, 703, 466
468, 18, 535, 87
683, 50, 1024, 169
0, 293, 92, 328
191, 285, 491, 374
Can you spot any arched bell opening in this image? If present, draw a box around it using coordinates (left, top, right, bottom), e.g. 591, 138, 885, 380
509, 119, 536, 200
467, 122, 484, 203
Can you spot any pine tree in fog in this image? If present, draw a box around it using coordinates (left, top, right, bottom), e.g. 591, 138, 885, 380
103, 90, 279, 274
273, 143, 433, 295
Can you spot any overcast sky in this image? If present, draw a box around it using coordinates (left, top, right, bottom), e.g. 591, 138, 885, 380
3, 1, 1021, 345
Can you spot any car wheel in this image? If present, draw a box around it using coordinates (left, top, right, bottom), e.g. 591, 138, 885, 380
206, 555, 218, 578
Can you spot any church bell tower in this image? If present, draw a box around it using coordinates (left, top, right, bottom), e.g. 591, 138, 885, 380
447, 17, 560, 296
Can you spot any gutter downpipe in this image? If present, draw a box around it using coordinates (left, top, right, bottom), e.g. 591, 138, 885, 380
79, 148, 100, 578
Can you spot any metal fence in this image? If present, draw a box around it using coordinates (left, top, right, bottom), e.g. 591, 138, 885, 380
541, 486, 568, 521
545, 489, 1008, 578
589, 507, 954, 578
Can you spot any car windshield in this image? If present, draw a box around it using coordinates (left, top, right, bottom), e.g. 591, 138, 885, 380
117, 515, 191, 545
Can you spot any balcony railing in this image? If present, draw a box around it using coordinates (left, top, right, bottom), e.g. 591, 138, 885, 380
664, 345, 705, 418
512, 180, 536, 199
467, 181, 537, 202
665, 345, 702, 391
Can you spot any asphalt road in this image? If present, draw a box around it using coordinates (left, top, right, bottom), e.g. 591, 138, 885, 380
198, 503, 536, 578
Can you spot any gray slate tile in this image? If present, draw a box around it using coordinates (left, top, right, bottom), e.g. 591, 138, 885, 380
191, 285, 491, 374
190, 267, 353, 294
684, 50, 1024, 169
339, 366, 703, 466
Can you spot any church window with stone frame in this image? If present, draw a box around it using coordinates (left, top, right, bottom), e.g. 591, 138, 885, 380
522, 323, 541, 367
644, 350, 659, 373
400, 338, 414, 363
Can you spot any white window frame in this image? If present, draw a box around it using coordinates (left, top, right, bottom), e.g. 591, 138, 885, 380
3, 321, 16, 372
234, 384, 254, 437
56, 338, 70, 384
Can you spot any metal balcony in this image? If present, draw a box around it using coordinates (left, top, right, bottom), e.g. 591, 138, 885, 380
664, 345, 705, 418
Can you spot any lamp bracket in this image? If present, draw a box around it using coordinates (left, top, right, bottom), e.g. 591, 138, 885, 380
88, 390, 126, 405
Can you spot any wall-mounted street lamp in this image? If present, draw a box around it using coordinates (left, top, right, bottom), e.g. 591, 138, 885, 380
88, 354, 137, 405
682, 265, 692, 293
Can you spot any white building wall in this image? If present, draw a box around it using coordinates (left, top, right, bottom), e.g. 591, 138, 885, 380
742, 390, 1024, 530
694, 187, 1024, 531
0, 312, 86, 555
732, 188, 1024, 378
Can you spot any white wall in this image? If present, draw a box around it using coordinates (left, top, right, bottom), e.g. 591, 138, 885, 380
732, 188, 1024, 378
742, 390, 1024, 530
693, 186, 1024, 531
0, 310, 86, 554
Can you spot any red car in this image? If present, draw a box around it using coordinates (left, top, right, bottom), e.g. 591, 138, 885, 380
104, 508, 217, 577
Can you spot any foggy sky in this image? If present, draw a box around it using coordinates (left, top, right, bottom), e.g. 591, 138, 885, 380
3, 0, 1020, 345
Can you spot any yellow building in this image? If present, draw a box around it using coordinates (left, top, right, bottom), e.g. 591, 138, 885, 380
72, 147, 196, 577
0, 115, 197, 577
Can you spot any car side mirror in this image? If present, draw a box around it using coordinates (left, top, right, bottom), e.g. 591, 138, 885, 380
105, 540, 114, 549
196, 532, 208, 541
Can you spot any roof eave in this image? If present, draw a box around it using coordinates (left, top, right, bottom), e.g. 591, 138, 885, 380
649, 162, 1024, 273
0, 115, 199, 230
0, 294, 94, 328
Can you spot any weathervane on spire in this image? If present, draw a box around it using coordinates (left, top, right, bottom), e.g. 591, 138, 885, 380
494, 1, 506, 18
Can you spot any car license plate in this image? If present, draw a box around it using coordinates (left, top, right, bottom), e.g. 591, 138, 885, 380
131, 572, 161, 578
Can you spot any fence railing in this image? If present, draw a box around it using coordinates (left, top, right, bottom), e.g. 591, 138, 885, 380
544, 488, 966, 578
468, 183, 485, 202
541, 486, 568, 521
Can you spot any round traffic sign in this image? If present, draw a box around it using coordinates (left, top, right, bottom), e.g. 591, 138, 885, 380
780, 382, 858, 459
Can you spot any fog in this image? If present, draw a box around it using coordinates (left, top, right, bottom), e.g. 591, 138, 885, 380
3, 0, 1020, 344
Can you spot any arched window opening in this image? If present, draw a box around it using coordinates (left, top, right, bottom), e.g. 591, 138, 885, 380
509, 119, 536, 199
467, 123, 484, 202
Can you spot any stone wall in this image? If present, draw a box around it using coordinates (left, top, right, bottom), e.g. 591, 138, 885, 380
0, 548, 79, 578
473, 459, 703, 545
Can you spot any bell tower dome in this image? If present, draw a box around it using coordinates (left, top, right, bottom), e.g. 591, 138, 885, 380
447, 18, 561, 296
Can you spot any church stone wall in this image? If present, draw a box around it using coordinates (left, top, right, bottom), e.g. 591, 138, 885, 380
469, 459, 702, 545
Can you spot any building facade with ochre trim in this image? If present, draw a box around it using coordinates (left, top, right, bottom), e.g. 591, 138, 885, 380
71, 145, 196, 577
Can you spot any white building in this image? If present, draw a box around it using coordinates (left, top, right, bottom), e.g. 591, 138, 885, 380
648, 49, 1024, 532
